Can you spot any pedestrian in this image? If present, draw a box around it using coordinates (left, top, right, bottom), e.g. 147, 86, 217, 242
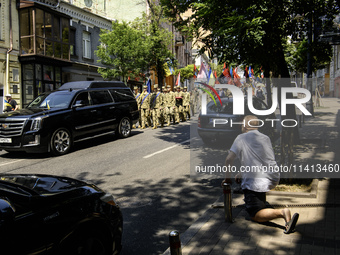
4, 94, 19, 112
183, 86, 191, 120
140, 85, 151, 129
133, 86, 141, 129
222, 115, 299, 234
256, 85, 265, 100
150, 84, 162, 129
164, 85, 176, 126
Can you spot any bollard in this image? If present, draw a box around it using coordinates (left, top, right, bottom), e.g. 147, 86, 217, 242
169, 230, 182, 255
223, 183, 233, 223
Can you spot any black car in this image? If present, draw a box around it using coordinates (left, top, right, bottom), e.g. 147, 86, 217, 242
0, 174, 123, 255
0, 81, 139, 155
198, 96, 276, 144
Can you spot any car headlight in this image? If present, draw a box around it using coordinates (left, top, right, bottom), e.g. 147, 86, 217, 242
31, 118, 43, 131
100, 193, 118, 207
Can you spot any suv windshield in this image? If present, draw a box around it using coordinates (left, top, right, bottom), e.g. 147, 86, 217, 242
27, 92, 74, 109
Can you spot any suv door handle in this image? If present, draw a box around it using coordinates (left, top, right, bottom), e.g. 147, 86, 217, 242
91, 110, 97, 113
110, 106, 115, 109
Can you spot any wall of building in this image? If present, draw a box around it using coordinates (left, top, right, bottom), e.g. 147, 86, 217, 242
0, 0, 21, 110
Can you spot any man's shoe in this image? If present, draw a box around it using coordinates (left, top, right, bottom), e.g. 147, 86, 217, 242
141, 126, 146, 129
152, 126, 157, 129
132, 125, 136, 129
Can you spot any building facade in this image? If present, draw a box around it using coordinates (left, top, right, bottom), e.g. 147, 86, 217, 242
0, 0, 21, 111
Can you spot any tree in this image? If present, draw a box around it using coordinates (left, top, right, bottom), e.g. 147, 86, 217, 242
174, 64, 196, 81
160, 0, 339, 96
132, 0, 176, 88
96, 21, 149, 83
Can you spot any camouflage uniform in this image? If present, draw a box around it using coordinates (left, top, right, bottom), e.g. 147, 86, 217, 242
140, 86, 151, 129
150, 84, 163, 129
174, 86, 185, 122
133, 86, 142, 128
183, 87, 191, 120
164, 85, 176, 126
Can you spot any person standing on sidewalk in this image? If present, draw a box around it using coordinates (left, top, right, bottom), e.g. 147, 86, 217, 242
222, 115, 299, 234
4, 94, 19, 112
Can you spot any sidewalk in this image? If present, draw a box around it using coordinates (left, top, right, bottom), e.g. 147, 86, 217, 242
163, 97, 340, 255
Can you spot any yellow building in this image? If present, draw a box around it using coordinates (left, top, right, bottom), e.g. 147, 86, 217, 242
0, 0, 21, 111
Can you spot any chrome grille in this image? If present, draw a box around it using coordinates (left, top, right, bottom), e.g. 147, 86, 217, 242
0, 118, 27, 137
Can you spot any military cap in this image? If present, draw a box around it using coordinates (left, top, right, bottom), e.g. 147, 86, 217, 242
133, 86, 138, 90
154, 84, 158, 88
143, 85, 147, 89
167, 85, 171, 88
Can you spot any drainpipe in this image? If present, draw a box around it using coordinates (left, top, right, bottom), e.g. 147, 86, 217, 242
5, 0, 13, 111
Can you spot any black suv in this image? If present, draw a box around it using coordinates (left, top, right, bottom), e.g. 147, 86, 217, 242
0, 81, 138, 155
0, 174, 123, 255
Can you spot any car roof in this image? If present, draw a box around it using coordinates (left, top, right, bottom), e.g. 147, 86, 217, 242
58, 81, 128, 90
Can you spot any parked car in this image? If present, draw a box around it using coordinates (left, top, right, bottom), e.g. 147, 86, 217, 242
198, 96, 276, 144
0, 81, 139, 155
0, 174, 123, 255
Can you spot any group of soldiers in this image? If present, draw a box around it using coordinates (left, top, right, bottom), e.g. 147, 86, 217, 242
133, 84, 191, 129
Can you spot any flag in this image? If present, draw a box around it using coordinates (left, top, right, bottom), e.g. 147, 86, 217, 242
207, 65, 212, 84
176, 72, 181, 87
260, 66, 264, 79
249, 65, 252, 78
222, 62, 228, 77
146, 79, 151, 93
230, 65, 233, 78
214, 71, 220, 84
193, 64, 198, 79
197, 62, 207, 79
244, 66, 249, 78
164, 62, 172, 77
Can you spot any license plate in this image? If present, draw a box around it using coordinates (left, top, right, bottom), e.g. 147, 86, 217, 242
0, 138, 12, 143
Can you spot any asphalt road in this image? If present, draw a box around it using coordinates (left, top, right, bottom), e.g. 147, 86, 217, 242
0, 117, 228, 255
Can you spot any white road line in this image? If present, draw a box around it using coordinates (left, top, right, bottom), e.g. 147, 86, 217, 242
143, 138, 192, 159
0, 159, 26, 167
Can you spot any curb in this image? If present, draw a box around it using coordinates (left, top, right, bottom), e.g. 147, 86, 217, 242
162, 196, 223, 255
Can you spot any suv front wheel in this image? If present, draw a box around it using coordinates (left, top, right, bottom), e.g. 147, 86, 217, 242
50, 128, 72, 156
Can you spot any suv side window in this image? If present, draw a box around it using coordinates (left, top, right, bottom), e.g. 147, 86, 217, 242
90, 90, 113, 105
73, 92, 90, 107
110, 89, 134, 102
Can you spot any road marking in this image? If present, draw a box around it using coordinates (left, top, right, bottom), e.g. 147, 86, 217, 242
0, 159, 26, 167
143, 138, 192, 159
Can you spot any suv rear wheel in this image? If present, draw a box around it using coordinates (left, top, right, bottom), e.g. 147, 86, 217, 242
115, 117, 131, 138
50, 128, 72, 156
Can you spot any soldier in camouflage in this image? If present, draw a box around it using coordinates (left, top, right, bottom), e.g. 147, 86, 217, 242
183, 86, 191, 120
140, 85, 151, 129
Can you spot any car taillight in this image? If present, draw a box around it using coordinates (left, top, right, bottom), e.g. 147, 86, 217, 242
100, 193, 117, 206
198, 116, 201, 127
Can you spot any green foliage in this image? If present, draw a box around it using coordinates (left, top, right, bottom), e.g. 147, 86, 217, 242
161, 0, 339, 78
174, 64, 196, 81
96, 21, 149, 82
96, 1, 175, 85
132, 0, 175, 87
293, 40, 333, 74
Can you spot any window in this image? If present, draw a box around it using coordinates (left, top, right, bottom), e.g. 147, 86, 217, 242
20, 7, 70, 60
73, 92, 90, 107
70, 28, 76, 56
90, 91, 113, 105
83, 32, 91, 59
12, 69, 19, 82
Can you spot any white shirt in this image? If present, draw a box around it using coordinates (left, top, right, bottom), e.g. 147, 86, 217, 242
230, 130, 280, 192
